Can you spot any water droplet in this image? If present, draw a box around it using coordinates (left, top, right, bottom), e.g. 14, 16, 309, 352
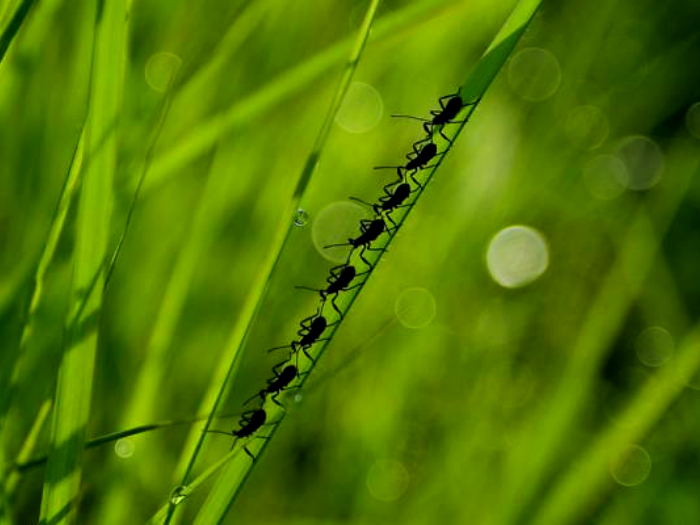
616, 136, 664, 190
293, 208, 309, 227
635, 326, 674, 367
294, 393, 303, 404
582, 155, 628, 200
486, 225, 549, 288
335, 82, 384, 133
609, 444, 651, 486
395, 287, 437, 329
508, 47, 562, 102
114, 438, 135, 459
170, 485, 190, 506
145, 52, 182, 93
366, 459, 410, 502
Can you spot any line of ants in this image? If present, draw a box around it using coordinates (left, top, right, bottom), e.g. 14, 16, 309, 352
206, 90, 480, 461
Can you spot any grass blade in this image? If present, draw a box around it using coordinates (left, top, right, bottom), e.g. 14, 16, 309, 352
38, 0, 126, 522
189, 1, 542, 523
0, 0, 35, 66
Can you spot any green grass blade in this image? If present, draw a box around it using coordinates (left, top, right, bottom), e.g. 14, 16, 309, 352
0, 0, 35, 65
0, 127, 84, 441
39, 0, 126, 522
164, 2, 383, 523
189, 1, 542, 523
142, 0, 456, 194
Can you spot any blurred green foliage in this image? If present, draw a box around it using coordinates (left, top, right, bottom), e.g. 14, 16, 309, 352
1, 0, 700, 523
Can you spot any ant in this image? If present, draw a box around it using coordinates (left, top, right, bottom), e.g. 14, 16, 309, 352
268, 311, 334, 363
207, 408, 268, 460
296, 264, 367, 317
374, 142, 440, 187
350, 182, 413, 227
245, 361, 305, 408
393, 92, 481, 144
324, 218, 393, 266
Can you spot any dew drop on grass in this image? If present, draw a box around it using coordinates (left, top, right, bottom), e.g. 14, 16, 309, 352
635, 326, 674, 367
293, 208, 309, 227
294, 393, 303, 404
395, 287, 437, 329
170, 485, 190, 506
486, 225, 549, 288
507, 47, 561, 101
582, 154, 628, 200
609, 444, 651, 487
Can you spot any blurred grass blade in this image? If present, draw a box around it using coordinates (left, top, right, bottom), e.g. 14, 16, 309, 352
501, 141, 698, 525
166, 2, 382, 523
39, 0, 126, 522
190, 1, 542, 523
0, 127, 84, 441
533, 322, 700, 525
143, 0, 455, 193
0, 0, 35, 65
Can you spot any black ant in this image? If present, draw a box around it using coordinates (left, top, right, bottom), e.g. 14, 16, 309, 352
350, 182, 413, 227
296, 264, 367, 317
393, 92, 480, 144
268, 312, 334, 363
324, 218, 393, 266
207, 408, 268, 460
374, 142, 440, 187
245, 362, 304, 408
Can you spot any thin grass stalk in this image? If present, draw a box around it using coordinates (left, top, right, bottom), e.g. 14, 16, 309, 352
0, 0, 35, 65
162, 3, 383, 523
190, 1, 543, 523
39, 0, 127, 522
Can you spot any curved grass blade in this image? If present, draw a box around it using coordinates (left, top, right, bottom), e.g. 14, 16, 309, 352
161, 2, 384, 524
39, 0, 127, 522
0, 0, 36, 65
191, 1, 543, 523
142, 0, 457, 193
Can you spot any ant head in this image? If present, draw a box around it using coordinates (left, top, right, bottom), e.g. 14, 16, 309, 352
371, 218, 386, 232
343, 265, 356, 278
396, 183, 411, 196
284, 364, 298, 376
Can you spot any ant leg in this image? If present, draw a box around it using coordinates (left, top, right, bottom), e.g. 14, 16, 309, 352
267, 344, 292, 353
358, 245, 372, 266
408, 171, 424, 189
330, 295, 343, 318
272, 360, 288, 375
301, 347, 315, 364
438, 126, 454, 145
270, 393, 286, 409
242, 446, 257, 461
349, 196, 375, 208
384, 212, 398, 228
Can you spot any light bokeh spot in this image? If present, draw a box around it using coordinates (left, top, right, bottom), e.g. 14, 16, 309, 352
609, 444, 652, 487
335, 82, 383, 133
565, 105, 609, 150
508, 47, 562, 102
395, 287, 437, 329
616, 136, 664, 190
685, 102, 700, 139
486, 226, 549, 288
366, 459, 410, 502
114, 438, 135, 459
145, 52, 182, 93
312, 201, 369, 262
582, 154, 628, 200
635, 326, 674, 367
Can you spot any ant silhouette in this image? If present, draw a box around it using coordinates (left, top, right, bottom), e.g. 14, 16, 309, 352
350, 182, 413, 227
245, 360, 305, 408
296, 264, 368, 317
207, 408, 268, 460
393, 92, 481, 144
324, 218, 393, 266
267, 311, 335, 363
374, 142, 440, 187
